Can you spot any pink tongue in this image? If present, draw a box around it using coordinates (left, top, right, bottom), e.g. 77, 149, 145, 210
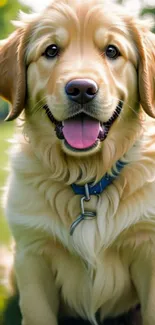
63, 115, 100, 149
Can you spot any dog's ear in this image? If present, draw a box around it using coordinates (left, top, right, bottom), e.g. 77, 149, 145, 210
130, 21, 155, 117
0, 29, 26, 121
138, 29, 155, 118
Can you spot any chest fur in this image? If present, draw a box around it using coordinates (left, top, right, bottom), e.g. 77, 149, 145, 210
49, 243, 135, 322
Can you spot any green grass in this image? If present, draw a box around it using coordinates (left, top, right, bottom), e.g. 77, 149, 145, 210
0, 122, 14, 245
0, 121, 14, 319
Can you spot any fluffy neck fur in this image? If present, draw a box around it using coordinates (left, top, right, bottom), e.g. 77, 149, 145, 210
12, 112, 155, 268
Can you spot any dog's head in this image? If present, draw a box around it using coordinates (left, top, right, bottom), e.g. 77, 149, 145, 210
0, 1, 155, 165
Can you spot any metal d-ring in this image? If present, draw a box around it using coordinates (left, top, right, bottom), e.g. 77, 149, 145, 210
70, 184, 99, 236
84, 184, 90, 201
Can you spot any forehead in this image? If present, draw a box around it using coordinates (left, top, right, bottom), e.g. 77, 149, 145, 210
26, 0, 135, 64
32, 0, 129, 39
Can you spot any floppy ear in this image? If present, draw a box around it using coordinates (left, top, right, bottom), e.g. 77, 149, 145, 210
129, 21, 155, 117
0, 29, 26, 121
139, 30, 155, 117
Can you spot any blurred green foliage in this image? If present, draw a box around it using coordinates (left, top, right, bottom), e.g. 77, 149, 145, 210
0, 0, 30, 120
140, 7, 155, 33
0, 0, 29, 236
0, 1, 29, 318
0, 123, 14, 244
0, 0, 29, 39
117, 0, 155, 32
0, 123, 14, 322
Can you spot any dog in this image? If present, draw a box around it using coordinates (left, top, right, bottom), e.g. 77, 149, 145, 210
0, 0, 155, 324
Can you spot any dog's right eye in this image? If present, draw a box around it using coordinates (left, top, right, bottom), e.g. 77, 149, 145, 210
105, 45, 120, 60
44, 44, 60, 59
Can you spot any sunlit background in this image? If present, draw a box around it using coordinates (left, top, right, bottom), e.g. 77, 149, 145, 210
21, 0, 155, 13
0, 0, 154, 323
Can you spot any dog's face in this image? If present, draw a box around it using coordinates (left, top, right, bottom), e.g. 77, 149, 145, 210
26, 1, 139, 156
0, 0, 155, 162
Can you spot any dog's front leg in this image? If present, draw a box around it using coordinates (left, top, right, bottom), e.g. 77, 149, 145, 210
130, 242, 155, 325
15, 252, 59, 325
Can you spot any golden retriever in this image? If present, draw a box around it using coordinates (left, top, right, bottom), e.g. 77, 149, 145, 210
0, 0, 155, 324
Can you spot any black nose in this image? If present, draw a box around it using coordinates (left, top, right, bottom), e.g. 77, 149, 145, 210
65, 79, 98, 104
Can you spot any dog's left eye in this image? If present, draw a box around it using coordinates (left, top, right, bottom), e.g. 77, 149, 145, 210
44, 44, 60, 58
105, 45, 120, 59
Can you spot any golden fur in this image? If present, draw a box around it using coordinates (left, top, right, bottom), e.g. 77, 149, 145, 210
1, 0, 155, 324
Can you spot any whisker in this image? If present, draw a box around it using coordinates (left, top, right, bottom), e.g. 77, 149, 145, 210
111, 96, 142, 119
30, 95, 48, 115
111, 96, 147, 133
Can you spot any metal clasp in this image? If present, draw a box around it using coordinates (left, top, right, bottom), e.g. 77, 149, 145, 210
70, 184, 98, 236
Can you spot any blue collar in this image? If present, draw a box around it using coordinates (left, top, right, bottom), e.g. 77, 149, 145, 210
71, 160, 126, 196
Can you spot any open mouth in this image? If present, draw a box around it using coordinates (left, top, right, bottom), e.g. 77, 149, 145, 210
44, 101, 123, 152
63, 113, 104, 152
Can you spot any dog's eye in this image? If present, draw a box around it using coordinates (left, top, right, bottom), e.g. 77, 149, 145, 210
44, 44, 59, 58
105, 45, 120, 59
